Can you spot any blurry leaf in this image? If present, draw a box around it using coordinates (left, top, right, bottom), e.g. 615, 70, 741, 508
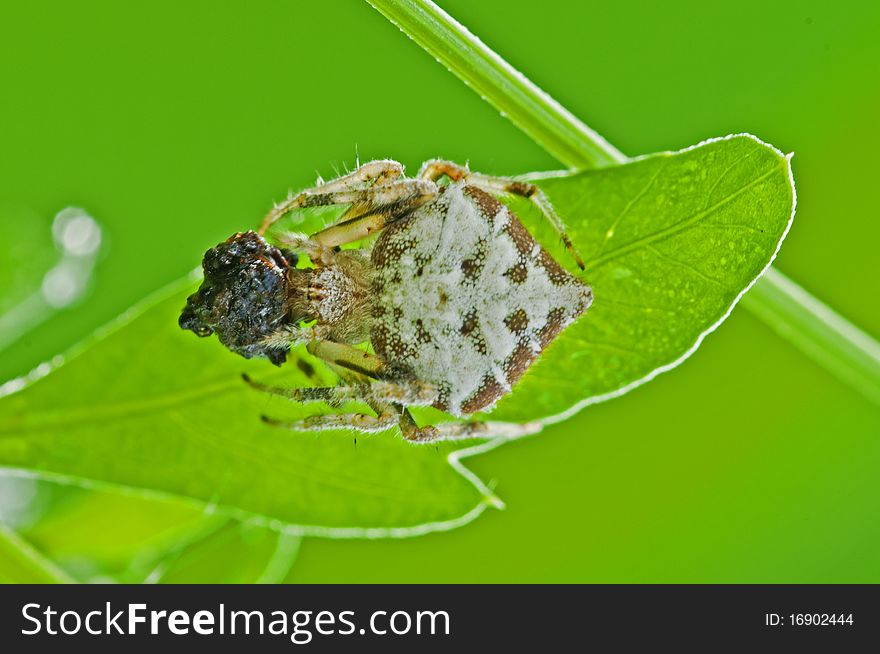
147, 521, 301, 584
489, 134, 795, 421
19, 481, 303, 584
0, 278, 494, 533
0, 521, 73, 583
0, 212, 305, 582
19, 484, 225, 583
0, 135, 793, 534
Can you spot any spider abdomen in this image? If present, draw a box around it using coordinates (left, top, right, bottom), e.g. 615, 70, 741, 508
371, 181, 592, 416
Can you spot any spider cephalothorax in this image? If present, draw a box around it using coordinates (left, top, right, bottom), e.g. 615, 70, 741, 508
179, 231, 296, 365
179, 159, 592, 441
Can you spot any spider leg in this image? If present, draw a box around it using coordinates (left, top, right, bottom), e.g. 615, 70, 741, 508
246, 374, 422, 436
305, 340, 388, 379
418, 159, 585, 270
245, 338, 448, 436
245, 355, 535, 442
259, 324, 329, 356
397, 408, 543, 443
305, 179, 437, 248
245, 367, 399, 434
261, 410, 399, 433
262, 178, 437, 265
417, 159, 471, 182
259, 159, 405, 234
243, 374, 439, 409
242, 374, 360, 406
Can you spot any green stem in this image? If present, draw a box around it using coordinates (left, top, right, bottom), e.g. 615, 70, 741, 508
367, 0, 625, 169
367, 0, 880, 403
741, 269, 880, 404
0, 521, 74, 583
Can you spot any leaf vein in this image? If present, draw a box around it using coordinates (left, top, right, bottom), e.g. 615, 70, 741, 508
587, 164, 780, 270
644, 245, 729, 289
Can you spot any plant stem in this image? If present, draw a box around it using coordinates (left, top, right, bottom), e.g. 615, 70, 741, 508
741, 268, 880, 404
367, 0, 625, 169
367, 0, 880, 403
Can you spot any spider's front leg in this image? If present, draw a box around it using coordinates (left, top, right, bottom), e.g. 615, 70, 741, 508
259, 159, 405, 234
264, 175, 438, 265
303, 179, 437, 249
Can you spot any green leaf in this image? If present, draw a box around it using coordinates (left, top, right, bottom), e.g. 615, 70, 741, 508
0, 208, 280, 584
15, 475, 302, 584
0, 278, 496, 534
146, 521, 301, 584
18, 483, 227, 583
0, 134, 792, 534
0, 521, 73, 583
0, 211, 313, 579
489, 134, 794, 422
368, 0, 880, 407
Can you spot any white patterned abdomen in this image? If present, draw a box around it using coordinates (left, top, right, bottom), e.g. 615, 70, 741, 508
371, 181, 592, 415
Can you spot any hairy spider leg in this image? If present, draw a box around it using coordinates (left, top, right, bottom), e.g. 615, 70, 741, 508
269, 179, 437, 264
245, 372, 398, 433
247, 372, 538, 442
306, 340, 387, 378
258, 159, 405, 235
398, 408, 544, 442
242, 375, 436, 410
305, 179, 437, 249
261, 411, 400, 433
418, 159, 585, 269
244, 340, 439, 440
245, 372, 438, 440
247, 341, 531, 442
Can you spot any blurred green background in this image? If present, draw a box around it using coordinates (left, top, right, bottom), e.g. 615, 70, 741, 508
1, 0, 878, 582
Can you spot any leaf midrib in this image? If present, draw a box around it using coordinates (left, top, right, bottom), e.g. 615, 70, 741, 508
0, 374, 251, 435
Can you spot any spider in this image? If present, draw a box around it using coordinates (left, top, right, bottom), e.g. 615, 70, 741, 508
179, 159, 593, 441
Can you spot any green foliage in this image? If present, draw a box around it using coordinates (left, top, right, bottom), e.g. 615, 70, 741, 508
1, 0, 877, 584
370, 0, 879, 407
0, 211, 299, 583
18, 486, 226, 583
492, 135, 793, 421
0, 521, 73, 583
0, 135, 793, 532
148, 522, 301, 584
0, 278, 492, 533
